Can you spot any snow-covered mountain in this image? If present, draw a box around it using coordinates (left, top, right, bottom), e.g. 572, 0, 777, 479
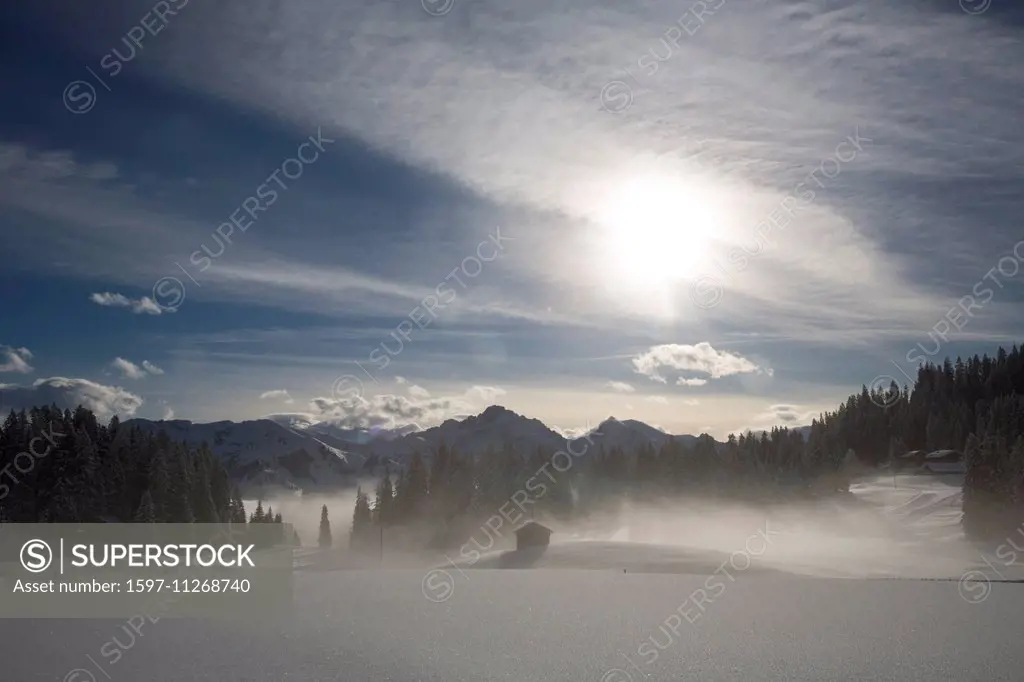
582, 417, 701, 452
124, 417, 358, 495
371, 405, 569, 459
124, 406, 742, 493
317, 407, 708, 461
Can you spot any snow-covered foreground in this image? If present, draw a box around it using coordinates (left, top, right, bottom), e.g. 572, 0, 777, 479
7, 474, 1024, 681
7, 569, 1024, 681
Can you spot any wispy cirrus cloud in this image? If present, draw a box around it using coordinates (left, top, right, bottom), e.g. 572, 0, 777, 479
606, 380, 635, 393
146, 0, 1022, 339
0, 143, 118, 182
259, 389, 294, 404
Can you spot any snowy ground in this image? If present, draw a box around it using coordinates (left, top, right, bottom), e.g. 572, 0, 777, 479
5, 570, 1024, 681
5, 473, 1024, 681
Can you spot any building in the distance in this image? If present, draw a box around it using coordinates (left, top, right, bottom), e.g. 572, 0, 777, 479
515, 521, 552, 550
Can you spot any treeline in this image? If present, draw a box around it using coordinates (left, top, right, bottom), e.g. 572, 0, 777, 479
801, 345, 1024, 541
348, 343, 1024, 549
0, 405, 269, 531
347, 430, 855, 551
803, 349, 1024, 464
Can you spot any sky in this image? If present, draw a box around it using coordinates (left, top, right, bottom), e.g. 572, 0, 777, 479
1, 0, 1023, 439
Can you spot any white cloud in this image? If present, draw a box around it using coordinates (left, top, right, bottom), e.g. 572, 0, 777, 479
141, 361, 164, 376
677, 377, 708, 387
0, 377, 143, 420
738, 403, 821, 435
307, 393, 459, 431
464, 385, 507, 404
162, 406, 176, 420
0, 346, 34, 374
90, 292, 165, 315
632, 343, 767, 384
683, 399, 700, 406
549, 423, 594, 439
407, 384, 431, 399
111, 358, 146, 380
303, 384, 508, 431
646, 395, 668, 404
606, 381, 635, 393
111, 358, 163, 380
765, 404, 816, 424
259, 389, 294, 404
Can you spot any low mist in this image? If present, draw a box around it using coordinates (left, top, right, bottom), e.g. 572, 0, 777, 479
244, 487, 362, 549
251, 474, 987, 579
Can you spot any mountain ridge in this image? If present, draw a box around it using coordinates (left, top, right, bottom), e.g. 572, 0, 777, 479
126, 405, 810, 494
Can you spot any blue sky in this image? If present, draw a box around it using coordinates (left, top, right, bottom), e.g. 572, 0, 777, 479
2, 0, 1023, 437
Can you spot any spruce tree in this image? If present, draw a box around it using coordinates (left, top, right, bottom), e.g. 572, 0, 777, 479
251, 500, 265, 524
144, 440, 169, 521
190, 446, 221, 523
134, 490, 157, 522
318, 504, 332, 548
350, 487, 373, 549
394, 452, 428, 522
273, 512, 285, 545
373, 472, 393, 525
228, 488, 248, 524
165, 445, 195, 523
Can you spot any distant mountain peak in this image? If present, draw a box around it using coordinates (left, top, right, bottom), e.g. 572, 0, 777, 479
479, 404, 516, 420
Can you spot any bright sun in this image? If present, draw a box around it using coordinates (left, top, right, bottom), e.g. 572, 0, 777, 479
597, 173, 715, 290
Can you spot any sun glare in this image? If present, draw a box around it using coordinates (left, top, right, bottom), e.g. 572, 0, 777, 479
597, 174, 715, 291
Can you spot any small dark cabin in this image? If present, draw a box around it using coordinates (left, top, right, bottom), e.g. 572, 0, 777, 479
515, 521, 552, 550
